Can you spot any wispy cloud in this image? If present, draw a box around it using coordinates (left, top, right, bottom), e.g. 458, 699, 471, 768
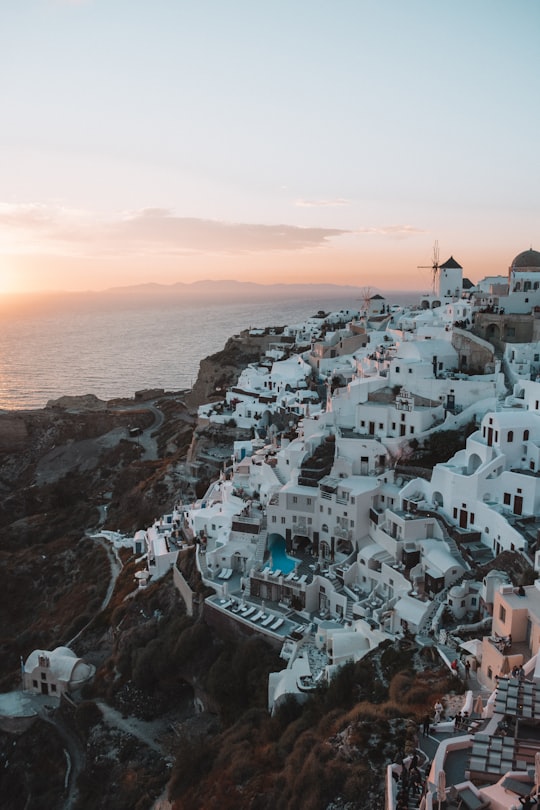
295, 198, 352, 208
0, 203, 349, 256
354, 224, 425, 238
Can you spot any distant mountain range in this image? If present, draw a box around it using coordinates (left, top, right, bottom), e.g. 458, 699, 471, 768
105, 278, 386, 301
2, 279, 422, 314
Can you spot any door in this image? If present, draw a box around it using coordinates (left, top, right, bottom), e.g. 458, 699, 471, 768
41, 682, 48, 695
514, 495, 523, 516
459, 509, 468, 529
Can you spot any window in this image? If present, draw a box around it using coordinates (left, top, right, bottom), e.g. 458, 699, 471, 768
503, 493, 511, 505
293, 496, 298, 504
461, 600, 466, 607
508, 430, 514, 443
292, 516, 297, 523
307, 498, 312, 505
41, 673, 46, 680
524, 430, 529, 441
395, 366, 400, 373
499, 605, 506, 622
487, 666, 492, 679
470, 513, 475, 524
471, 597, 477, 606
32, 679, 38, 688
51, 684, 57, 693
281, 517, 286, 524
408, 368, 413, 373
271, 515, 276, 523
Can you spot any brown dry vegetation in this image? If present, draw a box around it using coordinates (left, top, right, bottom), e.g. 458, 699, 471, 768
0, 535, 110, 691
0, 721, 66, 810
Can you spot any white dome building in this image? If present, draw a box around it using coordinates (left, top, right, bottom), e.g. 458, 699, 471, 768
23, 646, 95, 697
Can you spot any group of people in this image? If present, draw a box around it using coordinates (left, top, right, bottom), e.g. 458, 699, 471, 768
453, 710, 470, 731
450, 658, 472, 680
394, 753, 424, 810
492, 632, 512, 653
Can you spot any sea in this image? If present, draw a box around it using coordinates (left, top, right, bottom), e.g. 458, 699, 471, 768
0, 288, 419, 411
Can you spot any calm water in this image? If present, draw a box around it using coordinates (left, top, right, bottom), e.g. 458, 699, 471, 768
0, 288, 420, 411
0, 294, 369, 410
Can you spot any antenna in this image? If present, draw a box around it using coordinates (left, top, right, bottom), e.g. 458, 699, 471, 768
418, 240, 440, 295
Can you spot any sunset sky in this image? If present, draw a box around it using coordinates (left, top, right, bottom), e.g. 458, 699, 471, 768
1, 0, 539, 295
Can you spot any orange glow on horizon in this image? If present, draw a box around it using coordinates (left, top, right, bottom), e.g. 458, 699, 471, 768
0, 240, 519, 297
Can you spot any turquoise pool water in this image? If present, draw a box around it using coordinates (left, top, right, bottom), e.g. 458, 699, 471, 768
268, 534, 297, 575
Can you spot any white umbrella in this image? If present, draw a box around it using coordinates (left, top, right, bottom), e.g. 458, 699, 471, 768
474, 694, 484, 717
437, 769, 446, 810
535, 751, 540, 797
500, 656, 511, 676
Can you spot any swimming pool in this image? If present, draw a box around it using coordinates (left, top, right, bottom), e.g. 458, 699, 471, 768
268, 534, 297, 575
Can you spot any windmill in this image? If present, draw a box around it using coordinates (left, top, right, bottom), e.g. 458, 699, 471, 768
358, 286, 373, 317
418, 241, 440, 296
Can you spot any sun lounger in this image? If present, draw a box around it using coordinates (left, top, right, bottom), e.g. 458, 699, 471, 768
223, 568, 233, 579
272, 569, 281, 578
261, 615, 274, 627
242, 606, 256, 618
251, 611, 263, 622
298, 574, 308, 584
270, 617, 284, 631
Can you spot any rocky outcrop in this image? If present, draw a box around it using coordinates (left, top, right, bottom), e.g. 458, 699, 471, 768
186, 334, 263, 409
46, 393, 108, 411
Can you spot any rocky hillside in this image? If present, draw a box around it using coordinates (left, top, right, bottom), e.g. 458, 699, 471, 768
186, 333, 264, 409
0, 331, 460, 810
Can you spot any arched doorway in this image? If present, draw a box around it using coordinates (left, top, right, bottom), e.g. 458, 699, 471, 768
433, 491, 444, 508
467, 453, 482, 474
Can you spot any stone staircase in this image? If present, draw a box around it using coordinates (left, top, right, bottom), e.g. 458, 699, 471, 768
329, 578, 355, 622
254, 528, 268, 568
